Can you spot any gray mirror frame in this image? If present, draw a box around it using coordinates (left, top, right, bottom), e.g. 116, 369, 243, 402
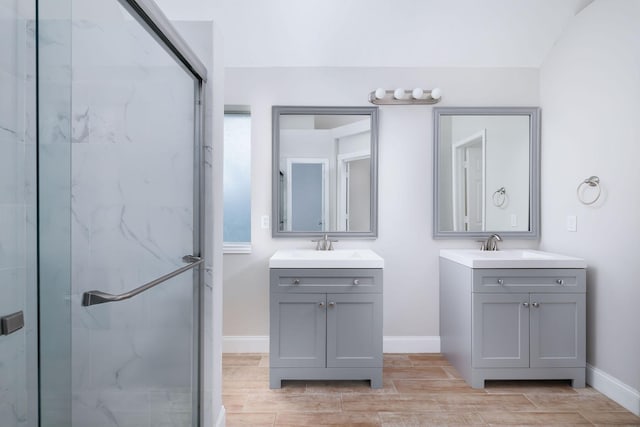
272, 105, 379, 238
433, 106, 540, 239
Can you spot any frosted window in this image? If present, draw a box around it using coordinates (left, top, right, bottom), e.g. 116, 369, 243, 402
224, 112, 252, 244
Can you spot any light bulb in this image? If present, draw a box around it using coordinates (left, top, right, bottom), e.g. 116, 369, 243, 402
430, 87, 442, 100
412, 88, 424, 99
393, 88, 405, 100
374, 88, 386, 99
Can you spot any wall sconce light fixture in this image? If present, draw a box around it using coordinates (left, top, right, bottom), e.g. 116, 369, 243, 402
369, 87, 442, 105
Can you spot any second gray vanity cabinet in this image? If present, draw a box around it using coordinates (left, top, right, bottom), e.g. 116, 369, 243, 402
270, 268, 383, 389
440, 258, 586, 388
473, 292, 586, 369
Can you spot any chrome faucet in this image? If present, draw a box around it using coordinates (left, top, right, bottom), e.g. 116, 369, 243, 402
481, 234, 502, 251
312, 233, 338, 251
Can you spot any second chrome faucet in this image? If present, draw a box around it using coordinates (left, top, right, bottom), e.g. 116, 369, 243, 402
480, 234, 502, 251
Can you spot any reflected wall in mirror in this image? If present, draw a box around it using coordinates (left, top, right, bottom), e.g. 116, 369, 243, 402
433, 107, 540, 239
272, 106, 378, 237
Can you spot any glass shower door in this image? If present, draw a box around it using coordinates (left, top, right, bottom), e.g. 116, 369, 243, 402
38, 0, 205, 425
69, 2, 201, 426
0, 0, 38, 426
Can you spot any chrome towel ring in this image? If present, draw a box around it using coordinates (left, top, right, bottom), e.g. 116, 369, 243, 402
492, 187, 506, 207
577, 176, 601, 205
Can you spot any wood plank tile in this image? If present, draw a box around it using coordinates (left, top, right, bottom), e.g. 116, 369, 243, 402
579, 410, 640, 425
244, 392, 342, 413
393, 378, 484, 394
304, 379, 397, 394
527, 394, 629, 411
221, 353, 640, 426
276, 412, 381, 426
223, 366, 269, 381
223, 353, 264, 366
479, 410, 591, 424
379, 411, 486, 426
225, 412, 276, 427
222, 394, 247, 412
384, 366, 451, 380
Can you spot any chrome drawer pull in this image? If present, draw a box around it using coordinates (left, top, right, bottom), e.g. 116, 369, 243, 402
522, 302, 530, 308
293, 279, 301, 285
328, 301, 336, 307
353, 279, 360, 285
556, 279, 564, 285
318, 301, 325, 308
497, 279, 504, 285
532, 302, 539, 308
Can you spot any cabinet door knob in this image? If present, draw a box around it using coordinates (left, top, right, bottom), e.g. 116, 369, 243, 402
497, 279, 504, 285
532, 302, 539, 308
328, 301, 336, 307
293, 279, 300, 285
522, 302, 530, 308
353, 279, 360, 285
556, 279, 564, 285
318, 301, 325, 308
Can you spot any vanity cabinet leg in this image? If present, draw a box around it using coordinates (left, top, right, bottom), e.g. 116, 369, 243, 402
269, 372, 282, 389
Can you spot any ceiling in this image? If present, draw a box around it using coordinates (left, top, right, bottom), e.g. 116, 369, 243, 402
157, 0, 594, 68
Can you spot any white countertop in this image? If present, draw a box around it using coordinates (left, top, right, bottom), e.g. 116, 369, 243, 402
269, 249, 384, 269
440, 249, 586, 269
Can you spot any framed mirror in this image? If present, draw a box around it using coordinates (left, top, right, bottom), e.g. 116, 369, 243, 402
433, 107, 540, 239
272, 106, 378, 238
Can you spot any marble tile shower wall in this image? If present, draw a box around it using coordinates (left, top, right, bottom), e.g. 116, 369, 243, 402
0, 1, 37, 425
69, 18, 197, 427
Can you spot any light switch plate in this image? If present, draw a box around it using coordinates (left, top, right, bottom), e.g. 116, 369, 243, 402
261, 215, 270, 229
567, 215, 577, 232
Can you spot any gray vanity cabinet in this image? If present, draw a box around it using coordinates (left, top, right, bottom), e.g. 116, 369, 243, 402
440, 258, 586, 388
269, 268, 383, 388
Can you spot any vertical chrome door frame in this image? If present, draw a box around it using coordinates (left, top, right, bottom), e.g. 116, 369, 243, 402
115, 1, 208, 425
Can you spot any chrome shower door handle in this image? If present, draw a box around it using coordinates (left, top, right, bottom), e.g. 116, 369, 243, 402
1, 311, 24, 336
82, 255, 203, 307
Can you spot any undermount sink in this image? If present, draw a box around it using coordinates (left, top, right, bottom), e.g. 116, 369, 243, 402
440, 249, 586, 269
269, 249, 384, 269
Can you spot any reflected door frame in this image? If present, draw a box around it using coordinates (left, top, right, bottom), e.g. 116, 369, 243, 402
452, 129, 486, 232
285, 158, 330, 232
337, 151, 370, 232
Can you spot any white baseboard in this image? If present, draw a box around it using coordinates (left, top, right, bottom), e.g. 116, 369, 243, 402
383, 336, 441, 353
223, 336, 269, 353
587, 364, 640, 416
222, 335, 441, 354
215, 405, 226, 427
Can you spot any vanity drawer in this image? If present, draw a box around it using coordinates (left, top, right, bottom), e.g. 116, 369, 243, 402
472, 269, 586, 293
270, 268, 382, 293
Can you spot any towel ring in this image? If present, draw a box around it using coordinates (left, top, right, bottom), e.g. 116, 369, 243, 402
492, 187, 506, 207
577, 176, 601, 205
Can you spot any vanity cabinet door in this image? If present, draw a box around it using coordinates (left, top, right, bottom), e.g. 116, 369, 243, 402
326, 293, 383, 368
529, 293, 586, 368
472, 293, 530, 368
270, 293, 326, 368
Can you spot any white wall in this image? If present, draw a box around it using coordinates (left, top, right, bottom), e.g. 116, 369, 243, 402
223, 67, 539, 349
540, 0, 640, 412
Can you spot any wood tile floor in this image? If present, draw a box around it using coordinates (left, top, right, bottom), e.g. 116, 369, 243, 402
223, 353, 640, 426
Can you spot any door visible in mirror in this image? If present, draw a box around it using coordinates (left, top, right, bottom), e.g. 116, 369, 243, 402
272, 106, 378, 238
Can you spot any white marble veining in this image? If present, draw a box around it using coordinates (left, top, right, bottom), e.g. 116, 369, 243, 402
68, 14, 199, 427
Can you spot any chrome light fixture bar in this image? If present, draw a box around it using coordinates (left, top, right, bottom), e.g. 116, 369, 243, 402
369, 87, 442, 105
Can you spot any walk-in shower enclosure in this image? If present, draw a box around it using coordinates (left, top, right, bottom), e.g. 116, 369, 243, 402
1, 0, 211, 425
